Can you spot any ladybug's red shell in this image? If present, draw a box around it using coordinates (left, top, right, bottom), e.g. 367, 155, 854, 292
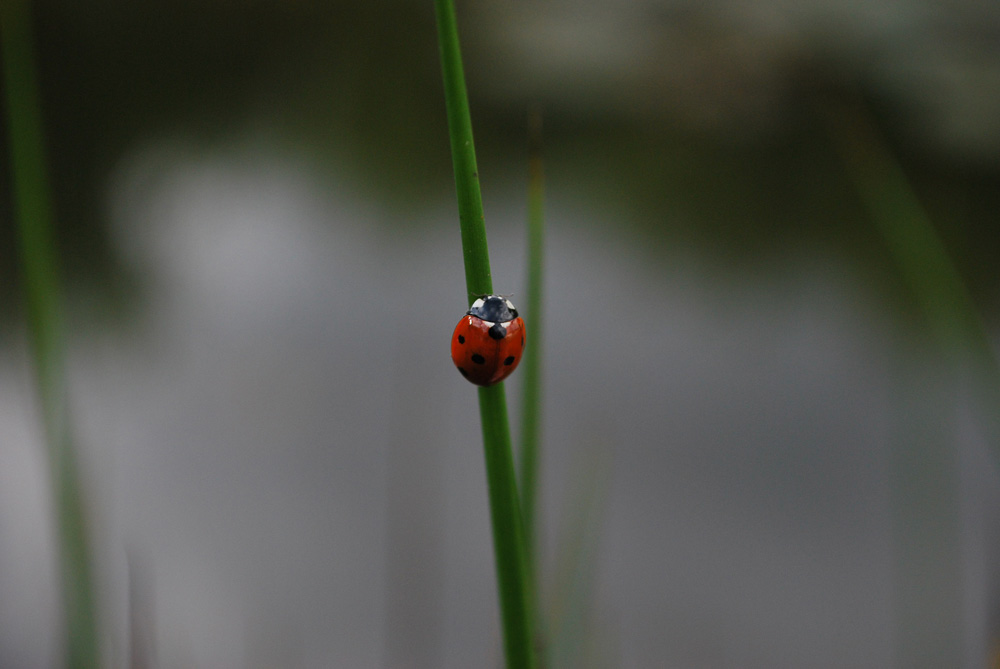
451, 296, 526, 387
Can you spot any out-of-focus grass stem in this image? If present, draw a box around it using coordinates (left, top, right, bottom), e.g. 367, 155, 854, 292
826, 103, 1000, 442
1, 2, 100, 667
826, 99, 979, 667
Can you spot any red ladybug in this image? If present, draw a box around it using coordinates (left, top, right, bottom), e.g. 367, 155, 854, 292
451, 295, 526, 386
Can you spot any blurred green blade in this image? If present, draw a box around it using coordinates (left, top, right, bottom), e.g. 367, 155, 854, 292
827, 101, 984, 668
826, 102, 1000, 448
1, 2, 100, 667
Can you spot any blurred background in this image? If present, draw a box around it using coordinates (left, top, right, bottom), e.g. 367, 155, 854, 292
3, 0, 1000, 667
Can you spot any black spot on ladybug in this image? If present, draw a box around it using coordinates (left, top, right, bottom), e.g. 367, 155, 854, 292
471, 354, 486, 364
488, 323, 506, 340
458, 367, 468, 378
457, 334, 465, 344
503, 356, 515, 365
521, 336, 524, 348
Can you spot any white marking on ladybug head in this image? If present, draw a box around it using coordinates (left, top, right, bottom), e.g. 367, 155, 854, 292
471, 298, 485, 310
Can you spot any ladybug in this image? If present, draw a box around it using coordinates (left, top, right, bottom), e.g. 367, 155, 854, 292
451, 295, 526, 387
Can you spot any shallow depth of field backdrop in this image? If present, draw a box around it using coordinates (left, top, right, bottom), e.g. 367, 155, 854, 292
3, 1, 1000, 667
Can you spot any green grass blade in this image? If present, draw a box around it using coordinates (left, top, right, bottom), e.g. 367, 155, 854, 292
547, 448, 612, 669
830, 110, 990, 355
825, 103, 1000, 445
478, 384, 534, 668
519, 109, 545, 583
1, 2, 100, 667
433, 0, 492, 303
826, 103, 977, 666
433, 1, 535, 667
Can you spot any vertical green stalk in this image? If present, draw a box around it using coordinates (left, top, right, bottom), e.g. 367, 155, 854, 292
825, 102, 976, 668
433, 1, 535, 667
825, 103, 1000, 446
1, 2, 100, 667
824, 103, 994, 365
432, 0, 491, 301
519, 110, 545, 577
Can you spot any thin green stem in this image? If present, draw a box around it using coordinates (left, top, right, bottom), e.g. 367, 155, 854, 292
433, 1, 535, 667
478, 384, 534, 667
1, 2, 100, 667
433, 0, 492, 303
825, 102, 1000, 452
829, 108, 989, 357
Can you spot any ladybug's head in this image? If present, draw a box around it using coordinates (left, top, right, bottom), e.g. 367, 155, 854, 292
468, 295, 518, 323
